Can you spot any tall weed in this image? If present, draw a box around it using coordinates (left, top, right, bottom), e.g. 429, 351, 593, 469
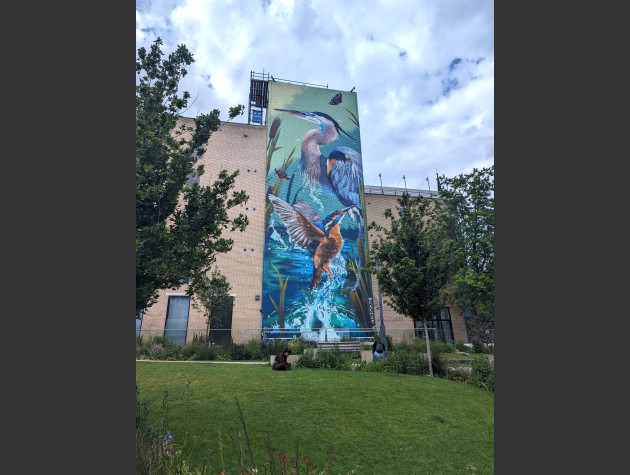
470, 355, 494, 392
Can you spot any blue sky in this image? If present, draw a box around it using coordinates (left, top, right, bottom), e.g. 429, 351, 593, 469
136, 0, 494, 190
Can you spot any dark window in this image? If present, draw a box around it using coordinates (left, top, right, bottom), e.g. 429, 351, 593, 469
209, 296, 234, 343
164, 296, 190, 345
414, 308, 454, 341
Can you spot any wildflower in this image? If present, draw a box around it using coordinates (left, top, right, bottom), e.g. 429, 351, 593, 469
164, 430, 173, 441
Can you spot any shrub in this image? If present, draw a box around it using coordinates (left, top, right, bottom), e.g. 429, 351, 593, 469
152, 335, 168, 346
444, 367, 471, 382
409, 337, 426, 353
295, 348, 317, 368
429, 340, 454, 356
469, 356, 494, 392
223, 342, 246, 360
385, 334, 394, 352
287, 336, 306, 355
190, 346, 219, 361
150, 343, 165, 359
431, 352, 447, 377
243, 339, 264, 360
384, 348, 428, 375
454, 340, 469, 352
180, 345, 193, 360
472, 338, 485, 354
260, 338, 289, 358
360, 358, 387, 372
294, 348, 352, 370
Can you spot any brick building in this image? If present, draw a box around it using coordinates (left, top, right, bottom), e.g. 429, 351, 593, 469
137, 118, 469, 345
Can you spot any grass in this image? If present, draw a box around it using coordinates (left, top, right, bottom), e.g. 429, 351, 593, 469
136, 361, 494, 474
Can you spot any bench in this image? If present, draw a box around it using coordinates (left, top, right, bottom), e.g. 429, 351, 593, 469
317, 341, 362, 357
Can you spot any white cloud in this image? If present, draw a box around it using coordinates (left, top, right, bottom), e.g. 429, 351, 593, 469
136, 0, 494, 188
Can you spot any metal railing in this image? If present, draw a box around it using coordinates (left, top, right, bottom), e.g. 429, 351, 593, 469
136, 327, 439, 345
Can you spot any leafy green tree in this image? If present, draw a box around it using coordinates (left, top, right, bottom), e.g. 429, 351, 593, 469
439, 166, 494, 343
368, 193, 457, 376
191, 268, 233, 339
136, 37, 248, 317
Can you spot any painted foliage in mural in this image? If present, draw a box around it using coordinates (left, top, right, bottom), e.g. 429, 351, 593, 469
262, 81, 375, 341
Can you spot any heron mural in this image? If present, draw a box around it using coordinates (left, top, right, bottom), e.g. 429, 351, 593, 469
262, 81, 374, 341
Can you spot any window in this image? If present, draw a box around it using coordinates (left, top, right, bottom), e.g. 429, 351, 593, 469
208, 296, 235, 344
136, 310, 143, 338
414, 308, 454, 342
164, 295, 190, 345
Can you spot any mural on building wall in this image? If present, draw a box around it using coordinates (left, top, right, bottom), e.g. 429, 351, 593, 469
262, 81, 375, 341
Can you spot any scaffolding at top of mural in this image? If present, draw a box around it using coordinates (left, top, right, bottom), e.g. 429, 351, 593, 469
248, 71, 331, 126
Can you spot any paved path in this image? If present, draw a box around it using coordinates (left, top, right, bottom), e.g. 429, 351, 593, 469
136, 359, 268, 365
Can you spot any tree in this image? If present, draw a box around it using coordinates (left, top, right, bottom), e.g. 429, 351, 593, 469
136, 37, 248, 317
368, 193, 457, 376
438, 166, 494, 344
191, 268, 233, 340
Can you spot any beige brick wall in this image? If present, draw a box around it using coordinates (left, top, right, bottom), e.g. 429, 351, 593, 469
363, 191, 469, 343
139, 121, 469, 344
140, 120, 267, 344
364, 193, 415, 342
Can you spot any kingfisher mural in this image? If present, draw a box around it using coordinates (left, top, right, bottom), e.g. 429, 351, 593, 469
262, 81, 375, 341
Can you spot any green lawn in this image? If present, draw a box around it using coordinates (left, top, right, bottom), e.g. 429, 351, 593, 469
136, 361, 494, 474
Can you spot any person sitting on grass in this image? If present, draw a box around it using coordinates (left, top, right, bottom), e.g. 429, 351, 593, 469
273, 348, 292, 370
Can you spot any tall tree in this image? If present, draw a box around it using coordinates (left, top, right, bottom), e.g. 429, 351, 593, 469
191, 268, 233, 340
439, 166, 494, 343
368, 193, 457, 376
136, 37, 248, 317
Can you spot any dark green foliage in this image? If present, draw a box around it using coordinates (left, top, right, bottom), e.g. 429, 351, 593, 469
454, 340, 469, 352
385, 334, 394, 352
162, 346, 183, 361
190, 346, 219, 361
368, 192, 458, 376
444, 367, 471, 383
294, 349, 352, 370
243, 339, 264, 360
136, 37, 248, 316
439, 166, 494, 343
429, 340, 455, 356
259, 338, 289, 358
472, 338, 485, 354
192, 269, 233, 338
383, 348, 428, 375
470, 356, 494, 392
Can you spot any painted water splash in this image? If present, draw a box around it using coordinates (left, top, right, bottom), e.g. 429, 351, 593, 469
286, 254, 358, 342
306, 184, 325, 213
268, 219, 290, 250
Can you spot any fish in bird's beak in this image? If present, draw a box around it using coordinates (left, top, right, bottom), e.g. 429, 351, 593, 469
342, 203, 358, 214
273, 108, 307, 118
274, 109, 323, 128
